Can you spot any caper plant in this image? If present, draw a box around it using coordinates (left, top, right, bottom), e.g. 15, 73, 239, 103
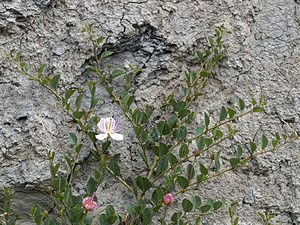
3, 24, 298, 225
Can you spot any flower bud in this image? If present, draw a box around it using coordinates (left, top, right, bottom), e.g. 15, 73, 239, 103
82, 193, 97, 211
163, 193, 175, 206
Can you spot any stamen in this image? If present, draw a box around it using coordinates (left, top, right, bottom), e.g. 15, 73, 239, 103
90, 192, 95, 201
107, 118, 112, 133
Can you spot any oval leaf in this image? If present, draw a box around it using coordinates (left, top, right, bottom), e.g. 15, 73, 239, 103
182, 199, 193, 212
50, 74, 61, 89
261, 135, 268, 150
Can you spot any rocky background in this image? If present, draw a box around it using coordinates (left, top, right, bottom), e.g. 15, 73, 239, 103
0, 0, 300, 224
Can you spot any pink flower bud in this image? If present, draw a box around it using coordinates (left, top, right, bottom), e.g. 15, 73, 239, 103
163, 193, 175, 205
82, 193, 97, 211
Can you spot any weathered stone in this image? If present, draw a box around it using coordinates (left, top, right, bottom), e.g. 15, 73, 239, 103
0, 0, 299, 224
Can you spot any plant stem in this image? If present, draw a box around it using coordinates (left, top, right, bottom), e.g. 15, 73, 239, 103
151, 135, 231, 185
105, 165, 134, 193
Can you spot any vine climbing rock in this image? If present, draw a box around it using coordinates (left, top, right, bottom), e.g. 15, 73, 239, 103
0, 0, 300, 224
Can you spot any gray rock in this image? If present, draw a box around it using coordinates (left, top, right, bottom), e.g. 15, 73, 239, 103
0, 0, 299, 224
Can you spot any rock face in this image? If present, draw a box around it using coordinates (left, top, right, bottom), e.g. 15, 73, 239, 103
0, 0, 300, 224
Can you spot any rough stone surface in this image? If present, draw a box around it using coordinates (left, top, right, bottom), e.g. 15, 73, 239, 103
0, 0, 300, 224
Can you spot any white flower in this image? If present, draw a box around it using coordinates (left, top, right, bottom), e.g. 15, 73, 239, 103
95, 117, 123, 141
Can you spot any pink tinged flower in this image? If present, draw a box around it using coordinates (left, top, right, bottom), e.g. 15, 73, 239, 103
163, 193, 175, 206
95, 117, 123, 141
82, 193, 97, 211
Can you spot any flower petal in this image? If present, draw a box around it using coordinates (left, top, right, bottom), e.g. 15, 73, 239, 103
110, 133, 124, 141
95, 134, 108, 140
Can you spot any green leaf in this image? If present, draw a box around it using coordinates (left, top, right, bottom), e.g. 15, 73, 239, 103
88, 132, 97, 143
75, 144, 83, 154
74, 165, 81, 175
178, 109, 189, 118
15, 50, 22, 60
230, 158, 240, 167
196, 136, 205, 150
208, 36, 214, 46
219, 106, 227, 121
96, 36, 106, 44
195, 217, 202, 225
87, 178, 97, 195
213, 128, 223, 140
99, 214, 109, 225
53, 163, 60, 175
167, 153, 178, 166
50, 74, 61, 89
110, 161, 120, 176
214, 201, 222, 210
186, 164, 195, 180
282, 133, 287, 141
275, 132, 280, 140
251, 97, 257, 105
31, 204, 41, 218
233, 217, 239, 225
215, 150, 221, 172
106, 205, 115, 216
171, 212, 182, 222
177, 126, 187, 141
141, 208, 152, 225
192, 195, 202, 209
157, 121, 171, 135
69, 132, 77, 144
24, 63, 29, 72
8, 215, 19, 225
179, 143, 189, 158
41, 79, 49, 85
258, 212, 265, 220
128, 205, 137, 219
221, 196, 226, 205
90, 85, 96, 96
159, 142, 169, 157
272, 139, 279, 148
136, 176, 151, 192
182, 199, 193, 212
75, 94, 83, 108
64, 155, 72, 168
167, 115, 178, 127
90, 97, 100, 109
65, 89, 76, 100
196, 125, 205, 135
177, 176, 189, 189
106, 86, 113, 94
85, 65, 96, 72
73, 110, 84, 119
200, 70, 211, 77
237, 145, 243, 158
200, 205, 211, 213
238, 98, 245, 110
157, 155, 169, 174
137, 148, 149, 167
54, 176, 67, 192
261, 135, 268, 150
100, 51, 113, 60
38, 64, 46, 78
152, 187, 163, 204
107, 215, 118, 224
111, 69, 124, 78
196, 50, 204, 62
227, 108, 236, 118
172, 100, 186, 112
204, 112, 210, 126
253, 107, 265, 112
199, 164, 208, 176
204, 138, 213, 147
250, 142, 257, 153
